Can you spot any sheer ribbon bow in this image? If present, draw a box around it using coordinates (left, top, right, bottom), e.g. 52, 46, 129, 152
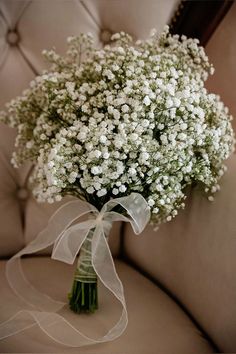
0, 193, 150, 347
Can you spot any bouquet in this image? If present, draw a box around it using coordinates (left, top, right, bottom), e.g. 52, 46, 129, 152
0, 26, 235, 344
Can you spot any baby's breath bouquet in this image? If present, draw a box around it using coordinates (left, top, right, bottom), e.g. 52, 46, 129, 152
1, 27, 235, 315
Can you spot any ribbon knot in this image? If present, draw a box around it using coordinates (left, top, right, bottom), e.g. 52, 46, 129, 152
0, 193, 150, 347
95, 213, 104, 224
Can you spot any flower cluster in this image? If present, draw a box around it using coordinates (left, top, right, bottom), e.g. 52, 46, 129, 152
1, 27, 235, 224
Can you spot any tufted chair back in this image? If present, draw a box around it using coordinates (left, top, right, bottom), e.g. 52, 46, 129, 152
0, 0, 178, 257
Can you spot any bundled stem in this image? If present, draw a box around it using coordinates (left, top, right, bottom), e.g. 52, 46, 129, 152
68, 229, 98, 313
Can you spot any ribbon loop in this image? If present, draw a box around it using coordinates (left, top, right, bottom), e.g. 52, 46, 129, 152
52, 219, 96, 264
0, 193, 150, 347
102, 193, 150, 234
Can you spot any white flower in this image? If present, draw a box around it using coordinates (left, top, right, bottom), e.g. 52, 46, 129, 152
141, 119, 149, 127
68, 171, 77, 183
128, 167, 136, 176
55, 195, 62, 201
91, 166, 101, 175
143, 96, 151, 106
140, 152, 149, 160
103, 152, 110, 159
100, 135, 107, 144
130, 133, 138, 141
47, 161, 54, 168
148, 199, 155, 207
121, 104, 129, 113
119, 185, 127, 193
97, 188, 107, 197
112, 188, 119, 195
86, 186, 95, 194
166, 98, 173, 108
94, 182, 101, 190
178, 133, 187, 141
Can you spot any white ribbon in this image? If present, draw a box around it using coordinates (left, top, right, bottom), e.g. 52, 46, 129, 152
0, 193, 150, 347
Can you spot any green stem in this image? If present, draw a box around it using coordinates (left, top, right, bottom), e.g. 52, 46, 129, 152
68, 229, 98, 313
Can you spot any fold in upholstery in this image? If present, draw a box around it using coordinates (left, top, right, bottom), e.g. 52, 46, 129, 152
82, 0, 177, 39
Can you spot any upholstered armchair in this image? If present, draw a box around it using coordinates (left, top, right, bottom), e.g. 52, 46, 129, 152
0, 1, 236, 353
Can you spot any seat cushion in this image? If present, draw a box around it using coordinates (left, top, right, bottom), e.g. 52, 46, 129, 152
0, 258, 214, 353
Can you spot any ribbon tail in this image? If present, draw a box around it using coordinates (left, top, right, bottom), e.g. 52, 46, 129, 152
0, 310, 98, 347
92, 225, 128, 341
0, 310, 38, 339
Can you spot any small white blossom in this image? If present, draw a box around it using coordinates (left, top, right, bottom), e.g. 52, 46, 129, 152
121, 104, 129, 113
208, 196, 214, 201
119, 185, 127, 193
148, 199, 155, 207
97, 188, 107, 197
91, 166, 101, 175
143, 96, 151, 106
100, 135, 107, 144
103, 152, 110, 159
112, 188, 119, 195
86, 186, 95, 194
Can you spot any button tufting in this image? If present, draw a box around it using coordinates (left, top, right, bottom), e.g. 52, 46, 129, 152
17, 188, 29, 201
6, 30, 20, 46
100, 29, 112, 44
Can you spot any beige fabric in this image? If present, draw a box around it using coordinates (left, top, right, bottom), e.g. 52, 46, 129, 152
82, 0, 177, 40
0, 123, 24, 257
0, 47, 35, 108
206, 2, 236, 132
0, 258, 214, 353
124, 155, 236, 353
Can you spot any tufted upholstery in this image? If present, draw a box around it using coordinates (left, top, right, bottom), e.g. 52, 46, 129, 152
0, 0, 178, 107
0, 1, 235, 353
